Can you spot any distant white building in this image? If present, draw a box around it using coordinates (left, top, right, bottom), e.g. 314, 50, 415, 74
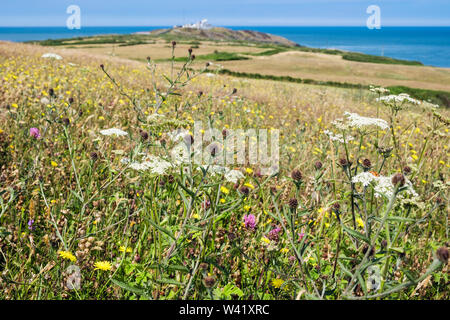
179, 19, 213, 30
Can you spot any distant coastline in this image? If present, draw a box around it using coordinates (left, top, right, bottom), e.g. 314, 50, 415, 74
1, 26, 450, 67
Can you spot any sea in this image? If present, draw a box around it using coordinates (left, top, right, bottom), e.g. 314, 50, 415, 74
0, 26, 449, 68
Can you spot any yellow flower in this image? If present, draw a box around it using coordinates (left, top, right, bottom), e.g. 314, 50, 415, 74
245, 168, 253, 174
58, 250, 77, 262
261, 237, 270, 244
356, 217, 364, 229
280, 248, 289, 254
119, 246, 132, 253
220, 186, 229, 195
244, 183, 255, 189
51, 161, 58, 167
272, 278, 285, 289
94, 261, 112, 271
243, 205, 251, 211
220, 198, 226, 204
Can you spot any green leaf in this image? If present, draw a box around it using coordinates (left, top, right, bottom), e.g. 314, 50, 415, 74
146, 218, 175, 240
111, 279, 150, 298
342, 225, 370, 244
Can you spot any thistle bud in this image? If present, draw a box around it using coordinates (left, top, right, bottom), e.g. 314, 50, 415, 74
291, 169, 302, 182
362, 158, 372, 170
288, 198, 298, 210
403, 166, 412, 175
314, 161, 323, 170
391, 173, 405, 188
436, 247, 449, 264
203, 276, 216, 288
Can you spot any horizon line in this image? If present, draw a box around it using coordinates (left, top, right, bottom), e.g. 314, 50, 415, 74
1, 25, 450, 28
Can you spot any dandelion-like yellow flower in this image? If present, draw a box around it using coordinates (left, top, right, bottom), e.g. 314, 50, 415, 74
94, 261, 112, 271
220, 186, 229, 195
272, 278, 285, 288
58, 250, 77, 262
244, 183, 255, 189
119, 246, 132, 253
356, 217, 364, 229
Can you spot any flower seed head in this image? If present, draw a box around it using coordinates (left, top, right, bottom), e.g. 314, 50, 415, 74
291, 169, 302, 182
391, 173, 406, 188
403, 166, 412, 175
362, 158, 372, 169
436, 247, 449, 264
288, 198, 298, 210
314, 161, 323, 170
203, 276, 216, 288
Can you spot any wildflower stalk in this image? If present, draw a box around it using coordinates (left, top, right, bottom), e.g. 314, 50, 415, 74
272, 195, 321, 298
348, 258, 444, 300
343, 187, 398, 297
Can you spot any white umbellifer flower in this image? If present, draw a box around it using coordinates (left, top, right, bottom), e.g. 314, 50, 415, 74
344, 112, 389, 130
377, 93, 421, 105
224, 169, 244, 184
130, 155, 174, 175
120, 157, 130, 164
324, 130, 354, 143
352, 172, 377, 187
42, 53, 63, 60
373, 175, 418, 199
369, 86, 390, 95
100, 128, 128, 137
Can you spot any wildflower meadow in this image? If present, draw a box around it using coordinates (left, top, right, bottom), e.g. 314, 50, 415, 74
0, 41, 448, 300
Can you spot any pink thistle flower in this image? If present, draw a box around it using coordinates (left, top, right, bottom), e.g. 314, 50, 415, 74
29, 128, 41, 139
243, 214, 256, 229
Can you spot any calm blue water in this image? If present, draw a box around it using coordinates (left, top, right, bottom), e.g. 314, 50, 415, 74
1, 26, 449, 67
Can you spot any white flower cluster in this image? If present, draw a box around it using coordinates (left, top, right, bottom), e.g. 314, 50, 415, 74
42, 53, 63, 60
377, 93, 421, 105
324, 130, 354, 143
351, 171, 377, 187
100, 128, 128, 137
369, 86, 390, 95
344, 112, 389, 130
129, 155, 174, 175
352, 172, 418, 199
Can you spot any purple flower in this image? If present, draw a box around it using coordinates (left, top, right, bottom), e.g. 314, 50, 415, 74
29, 128, 41, 139
267, 226, 282, 241
27, 219, 35, 231
298, 233, 305, 242
243, 214, 256, 229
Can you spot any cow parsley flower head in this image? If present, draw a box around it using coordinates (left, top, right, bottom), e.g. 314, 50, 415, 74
324, 130, 354, 143
344, 112, 389, 130
377, 93, 421, 105
369, 86, 390, 95
130, 155, 174, 175
100, 128, 128, 137
42, 53, 63, 60
352, 171, 377, 187
373, 175, 418, 199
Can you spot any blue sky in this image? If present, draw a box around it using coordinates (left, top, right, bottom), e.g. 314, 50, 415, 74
1, 0, 449, 26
